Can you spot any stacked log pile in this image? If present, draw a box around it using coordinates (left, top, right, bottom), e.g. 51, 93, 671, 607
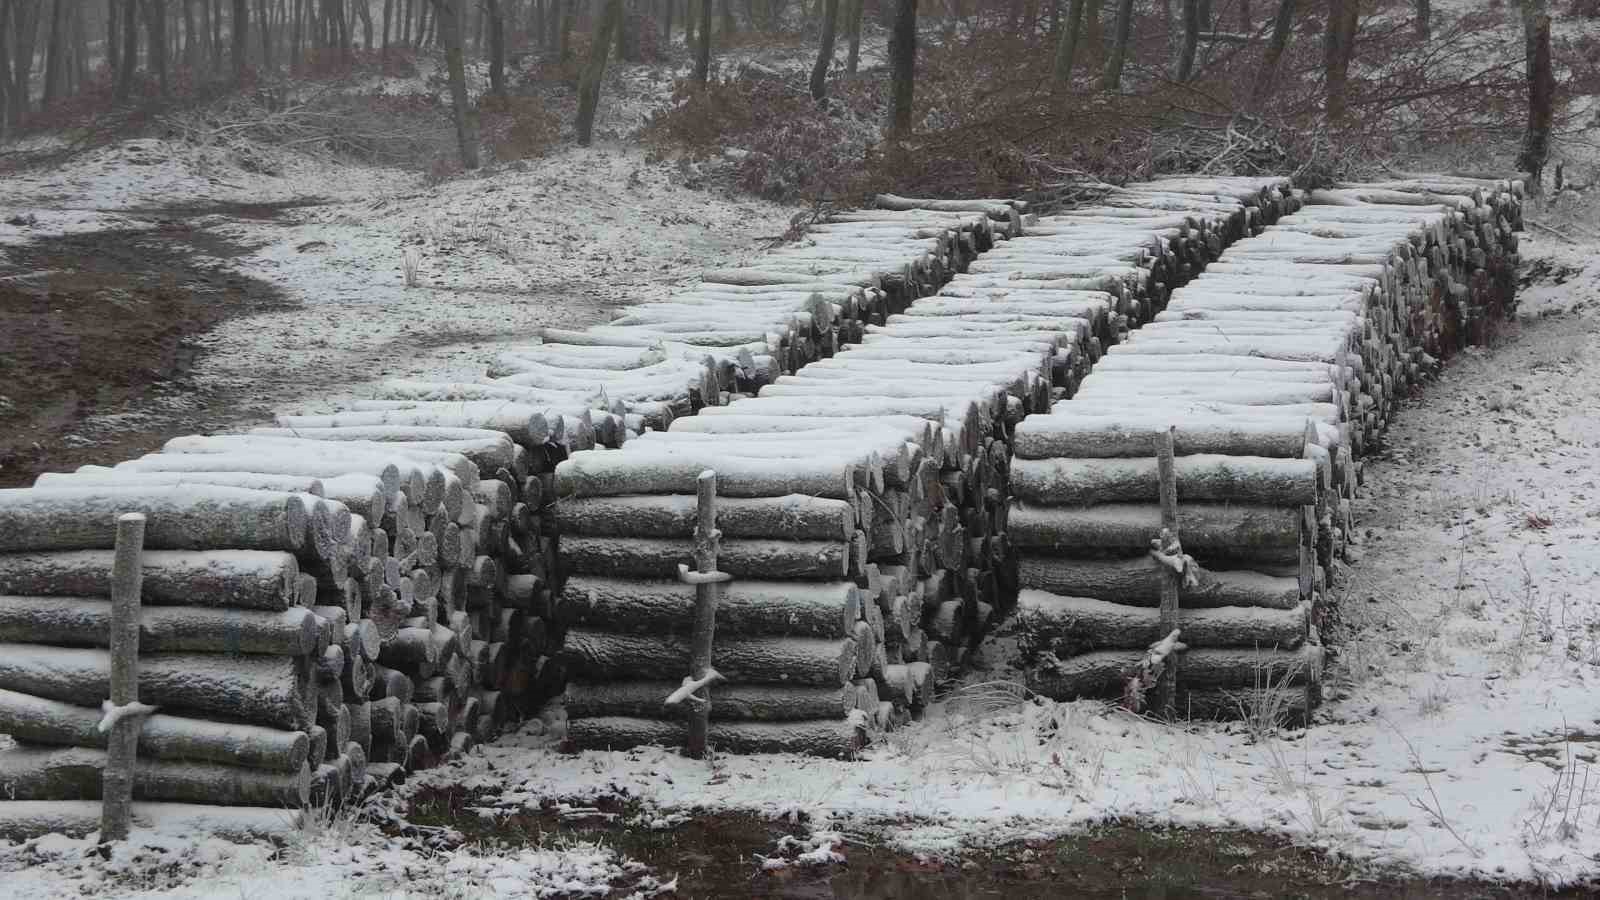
552, 181, 1300, 755
1009, 174, 1523, 718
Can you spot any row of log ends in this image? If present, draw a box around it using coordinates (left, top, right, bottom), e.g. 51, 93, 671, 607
551, 180, 1313, 756
1009, 173, 1524, 721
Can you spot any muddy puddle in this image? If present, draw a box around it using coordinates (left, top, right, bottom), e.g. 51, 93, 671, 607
0, 215, 294, 487
403, 787, 1590, 899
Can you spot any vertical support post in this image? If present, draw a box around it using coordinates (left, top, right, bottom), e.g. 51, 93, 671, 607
1153, 428, 1180, 718
665, 470, 728, 759
101, 512, 146, 844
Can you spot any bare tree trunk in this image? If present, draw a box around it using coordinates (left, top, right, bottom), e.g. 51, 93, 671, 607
1175, 0, 1197, 80
576, 0, 620, 146
886, 0, 914, 136
845, 0, 860, 72
10, 0, 39, 123
661, 0, 670, 42
382, 0, 392, 51
211, 0, 222, 69
1322, 0, 1355, 121
1051, 0, 1083, 88
147, 0, 169, 96
1238, 0, 1249, 29
232, 0, 248, 80
116, 0, 139, 101
693, 0, 709, 81
1414, 0, 1427, 39
0, 2, 12, 139
809, 0, 836, 101
432, 0, 479, 167
559, 0, 573, 57
71, 0, 88, 93
1085, 0, 1099, 45
1101, 0, 1133, 89
108, 0, 123, 78
614, 0, 630, 60
41, 0, 63, 107
256, 0, 271, 70
181, 0, 198, 69
1518, 0, 1554, 192
486, 0, 504, 96
720, 0, 732, 34
356, 0, 374, 46
1250, 0, 1292, 107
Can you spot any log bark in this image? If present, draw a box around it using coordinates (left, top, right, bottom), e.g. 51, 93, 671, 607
561, 627, 858, 686
0, 486, 309, 553
275, 406, 550, 447
0, 800, 302, 842
565, 680, 860, 720
565, 715, 866, 758
558, 535, 852, 580
0, 596, 320, 655
554, 494, 853, 541
556, 451, 859, 500
0, 550, 301, 611
0, 643, 311, 729
1025, 644, 1321, 698
37, 469, 328, 496
1014, 416, 1310, 459
0, 688, 308, 771
1016, 555, 1300, 608
1009, 502, 1301, 560
1014, 590, 1306, 654
0, 745, 310, 807
1011, 455, 1318, 506
558, 577, 861, 638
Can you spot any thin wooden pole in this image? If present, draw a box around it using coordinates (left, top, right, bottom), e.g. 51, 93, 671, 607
100, 512, 146, 843
1153, 427, 1180, 717
663, 469, 727, 759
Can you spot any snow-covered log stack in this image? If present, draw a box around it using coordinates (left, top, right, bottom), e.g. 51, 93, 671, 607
0, 483, 364, 810
1010, 173, 1523, 717
547, 199, 1026, 757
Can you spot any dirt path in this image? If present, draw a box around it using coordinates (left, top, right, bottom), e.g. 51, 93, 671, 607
0, 219, 295, 487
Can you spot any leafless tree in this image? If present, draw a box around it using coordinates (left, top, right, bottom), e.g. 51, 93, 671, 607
887, 0, 916, 136
577, 0, 622, 146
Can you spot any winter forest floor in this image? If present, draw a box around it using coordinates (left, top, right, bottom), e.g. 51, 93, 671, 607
9, 24, 1600, 900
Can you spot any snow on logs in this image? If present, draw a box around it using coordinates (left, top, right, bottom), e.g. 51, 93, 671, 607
1010, 173, 1523, 714
552, 184, 1303, 754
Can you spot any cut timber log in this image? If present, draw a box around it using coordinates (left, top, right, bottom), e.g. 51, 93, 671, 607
0, 745, 310, 807
1009, 502, 1301, 561
1016, 556, 1300, 609
556, 451, 859, 500
563, 680, 861, 721
565, 715, 867, 759
0, 800, 303, 842
1011, 456, 1318, 506
0, 597, 321, 655
274, 406, 551, 447
561, 627, 858, 686
1014, 417, 1311, 460
558, 535, 851, 580
0, 487, 309, 553
0, 643, 311, 729
554, 494, 854, 541
1024, 645, 1323, 699
0, 550, 301, 610
557, 577, 861, 638
0, 688, 308, 771
1013, 591, 1307, 653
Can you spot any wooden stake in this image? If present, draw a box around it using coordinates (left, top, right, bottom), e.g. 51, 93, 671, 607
1154, 428, 1180, 717
664, 470, 728, 759
100, 512, 146, 844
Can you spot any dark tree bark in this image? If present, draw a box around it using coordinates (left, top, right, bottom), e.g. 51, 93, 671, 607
845, 0, 861, 73
232, 0, 248, 80
1085, 0, 1099, 45
693, 0, 709, 81
146, 0, 168, 94
211, 0, 223, 69
575, 0, 621, 146
431, 0, 479, 167
0, 2, 12, 138
181, 0, 199, 69
256, 0, 270, 70
1101, 0, 1133, 89
661, 0, 671, 43
1250, 0, 1293, 107
1176, 0, 1197, 80
41, 0, 64, 107
809, 0, 837, 101
116, 0, 139, 101
1238, 0, 1249, 29
1414, 0, 1428, 39
487, 0, 504, 95
11, 0, 40, 122
382, 0, 392, 51
613, 0, 630, 60
354, 0, 374, 47
559, 0, 573, 58
1517, 0, 1554, 192
109, 0, 123, 79
887, 0, 914, 137
720, 0, 733, 34
1052, 0, 1084, 88
1322, 0, 1356, 121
